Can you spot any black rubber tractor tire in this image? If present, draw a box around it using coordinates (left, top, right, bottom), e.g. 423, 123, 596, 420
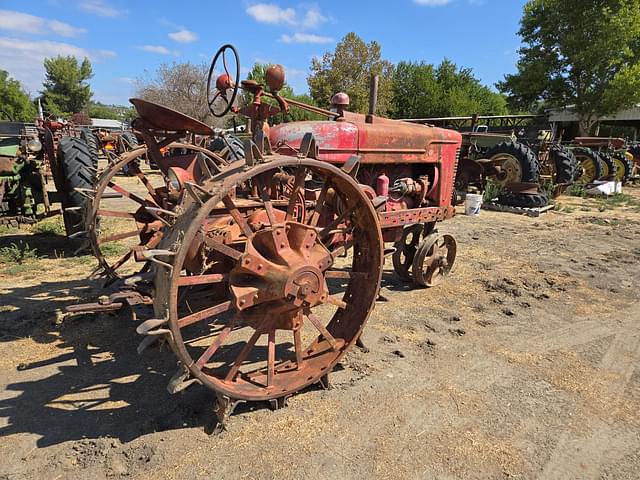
80, 128, 100, 166
598, 153, 617, 180
497, 192, 549, 208
611, 152, 634, 182
209, 134, 245, 162
572, 147, 602, 183
120, 131, 139, 151
57, 136, 98, 236
484, 141, 540, 185
118, 132, 141, 176
549, 145, 577, 184
629, 144, 640, 161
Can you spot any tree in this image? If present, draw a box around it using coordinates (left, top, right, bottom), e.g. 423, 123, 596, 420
41, 56, 93, 117
392, 60, 508, 119
308, 32, 394, 116
0, 70, 36, 121
498, 0, 640, 134
244, 63, 322, 124
87, 101, 136, 121
135, 62, 219, 125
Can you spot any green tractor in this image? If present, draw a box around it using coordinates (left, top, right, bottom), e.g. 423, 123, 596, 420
0, 120, 97, 235
569, 137, 634, 184
454, 128, 544, 206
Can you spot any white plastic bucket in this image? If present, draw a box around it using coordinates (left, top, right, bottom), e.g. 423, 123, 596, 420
464, 193, 483, 216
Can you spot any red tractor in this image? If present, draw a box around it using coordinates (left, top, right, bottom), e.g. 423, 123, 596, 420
69, 44, 462, 426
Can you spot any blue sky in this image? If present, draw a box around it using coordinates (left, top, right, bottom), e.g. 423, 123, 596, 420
0, 0, 527, 106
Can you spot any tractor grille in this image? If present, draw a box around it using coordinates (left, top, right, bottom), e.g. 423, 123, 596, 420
22, 125, 39, 137
452, 146, 461, 183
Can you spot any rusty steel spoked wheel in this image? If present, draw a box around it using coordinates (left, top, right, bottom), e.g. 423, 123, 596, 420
87, 143, 230, 280
411, 233, 457, 287
392, 223, 434, 281
151, 158, 383, 402
87, 146, 170, 280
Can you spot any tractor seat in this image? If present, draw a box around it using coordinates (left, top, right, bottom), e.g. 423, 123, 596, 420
129, 98, 214, 136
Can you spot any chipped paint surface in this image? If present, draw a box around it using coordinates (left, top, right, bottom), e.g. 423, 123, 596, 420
270, 114, 461, 208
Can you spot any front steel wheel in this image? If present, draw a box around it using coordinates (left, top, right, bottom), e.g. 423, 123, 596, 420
151, 158, 383, 401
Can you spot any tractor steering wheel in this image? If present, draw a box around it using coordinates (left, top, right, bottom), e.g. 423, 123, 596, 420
206, 44, 240, 118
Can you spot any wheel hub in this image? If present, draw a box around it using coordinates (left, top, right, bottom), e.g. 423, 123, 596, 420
229, 221, 332, 323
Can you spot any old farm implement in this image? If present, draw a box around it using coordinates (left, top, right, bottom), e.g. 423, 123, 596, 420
67, 44, 462, 427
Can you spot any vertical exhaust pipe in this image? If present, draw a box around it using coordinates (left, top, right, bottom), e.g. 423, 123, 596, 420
366, 74, 379, 123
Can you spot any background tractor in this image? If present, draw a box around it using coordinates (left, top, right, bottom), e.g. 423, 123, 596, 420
0, 119, 97, 234
569, 137, 634, 184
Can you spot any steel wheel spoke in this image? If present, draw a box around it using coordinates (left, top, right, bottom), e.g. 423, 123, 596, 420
293, 327, 304, 370
308, 180, 331, 227
177, 273, 227, 286
195, 316, 237, 369
177, 300, 232, 329
320, 204, 356, 240
130, 164, 162, 203
257, 178, 278, 226
306, 311, 337, 350
109, 249, 133, 271
98, 229, 139, 244
96, 209, 137, 219
225, 329, 262, 382
323, 295, 347, 310
108, 181, 156, 207
286, 168, 306, 221
204, 237, 243, 261
222, 195, 254, 238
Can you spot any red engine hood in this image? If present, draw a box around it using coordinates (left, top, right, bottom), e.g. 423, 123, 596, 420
269, 115, 461, 164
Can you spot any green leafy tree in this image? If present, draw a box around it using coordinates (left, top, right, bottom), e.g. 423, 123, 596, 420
41, 56, 93, 117
87, 101, 136, 122
498, 0, 640, 134
0, 70, 36, 121
244, 63, 322, 124
393, 60, 508, 119
308, 32, 394, 116
87, 102, 119, 119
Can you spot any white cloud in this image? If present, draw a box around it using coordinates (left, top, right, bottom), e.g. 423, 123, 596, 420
48, 19, 87, 37
246, 4, 296, 25
413, 0, 453, 5
138, 45, 179, 56
0, 37, 88, 93
246, 3, 328, 28
300, 6, 327, 29
168, 29, 197, 43
0, 10, 86, 37
280, 33, 333, 44
78, 0, 122, 17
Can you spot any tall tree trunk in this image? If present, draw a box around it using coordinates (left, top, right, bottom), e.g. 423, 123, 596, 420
578, 113, 598, 136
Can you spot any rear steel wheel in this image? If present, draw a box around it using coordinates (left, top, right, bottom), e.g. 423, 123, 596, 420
152, 158, 383, 401
87, 143, 229, 280
411, 233, 457, 287
87, 146, 167, 279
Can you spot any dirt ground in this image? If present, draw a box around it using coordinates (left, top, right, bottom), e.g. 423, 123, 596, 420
1, 186, 639, 480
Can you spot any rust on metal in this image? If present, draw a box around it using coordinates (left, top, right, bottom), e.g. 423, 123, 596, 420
129, 98, 214, 135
